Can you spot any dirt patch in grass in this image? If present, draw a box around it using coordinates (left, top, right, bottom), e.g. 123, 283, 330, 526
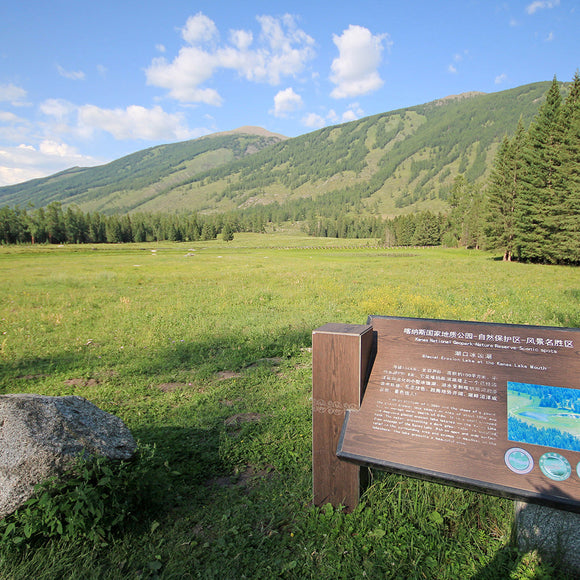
245, 357, 283, 368
64, 378, 99, 387
207, 464, 275, 489
220, 399, 244, 407
157, 382, 188, 393
217, 371, 242, 380
224, 412, 262, 427
95, 369, 119, 378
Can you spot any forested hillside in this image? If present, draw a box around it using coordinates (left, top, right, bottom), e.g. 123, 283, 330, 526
0, 128, 285, 213
0, 82, 555, 217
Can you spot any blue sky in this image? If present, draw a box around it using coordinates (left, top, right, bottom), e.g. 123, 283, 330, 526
0, 0, 578, 186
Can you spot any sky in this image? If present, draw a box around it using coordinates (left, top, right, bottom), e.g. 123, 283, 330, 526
0, 1, 578, 187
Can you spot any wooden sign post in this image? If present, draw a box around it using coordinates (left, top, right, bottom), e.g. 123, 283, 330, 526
312, 323, 374, 511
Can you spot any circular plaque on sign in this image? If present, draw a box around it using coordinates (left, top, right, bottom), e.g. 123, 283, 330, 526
505, 448, 534, 474
539, 452, 571, 482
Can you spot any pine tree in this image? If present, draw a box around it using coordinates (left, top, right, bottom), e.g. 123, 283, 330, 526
222, 223, 234, 242
555, 71, 580, 263
516, 77, 563, 262
485, 118, 527, 260
45, 202, 65, 244
200, 222, 216, 241
447, 174, 483, 248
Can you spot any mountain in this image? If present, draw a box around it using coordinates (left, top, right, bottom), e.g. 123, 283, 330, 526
0, 127, 286, 214
0, 81, 560, 217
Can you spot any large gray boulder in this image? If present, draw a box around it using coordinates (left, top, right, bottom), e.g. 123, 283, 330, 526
0, 394, 136, 519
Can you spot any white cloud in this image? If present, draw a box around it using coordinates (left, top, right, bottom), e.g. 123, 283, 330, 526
146, 13, 315, 104
57, 64, 86, 80
0, 115, 30, 143
0, 83, 27, 105
272, 87, 303, 117
526, 0, 560, 15
302, 104, 363, 129
40, 98, 77, 121
0, 165, 46, 186
545, 31, 554, 41
326, 109, 339, 124
330, 25, 391, 99
0, 111, 21, 123
255, 15, 315, 84
38, 139, 81, 157
447, 50, 468, 75
0, 99, 206, 185
342, 103, 363, 122
230, 29, 253, 50
495, 73, 508, 84
181, 12, 219, 44
342, 110, 358, 122
147, 48, 223, 105
302, 112, 326, 128
38, 98, 201, 143
78, 104, 196, 140
0, 141, 100, 186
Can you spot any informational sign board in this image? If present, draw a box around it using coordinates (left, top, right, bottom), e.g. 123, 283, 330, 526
337, 316, 580, 512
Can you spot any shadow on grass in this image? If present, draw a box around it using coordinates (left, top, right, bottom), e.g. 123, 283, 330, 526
0, 326, 313, 384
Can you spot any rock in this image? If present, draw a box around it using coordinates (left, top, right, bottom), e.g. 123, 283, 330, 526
0, 393, 136, 519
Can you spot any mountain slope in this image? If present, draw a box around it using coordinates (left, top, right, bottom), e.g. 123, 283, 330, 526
0, 82, 559, 217
156, 81, 552, 217
0, 128, 286, 214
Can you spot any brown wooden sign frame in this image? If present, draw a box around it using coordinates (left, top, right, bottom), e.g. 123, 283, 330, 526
313, 316, 580, 513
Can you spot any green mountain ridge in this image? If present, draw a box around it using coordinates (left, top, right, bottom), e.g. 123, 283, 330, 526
0, 81, 561, 217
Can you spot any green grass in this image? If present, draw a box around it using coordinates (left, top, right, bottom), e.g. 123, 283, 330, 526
1, 235, 578, 578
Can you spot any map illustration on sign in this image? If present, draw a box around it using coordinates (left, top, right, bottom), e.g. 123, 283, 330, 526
507, 381, 580, 453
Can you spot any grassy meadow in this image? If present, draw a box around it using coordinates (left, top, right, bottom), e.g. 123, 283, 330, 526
1, 233, 579, 579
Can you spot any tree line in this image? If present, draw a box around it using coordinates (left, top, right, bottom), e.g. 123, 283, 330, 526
0, 203, 266, 244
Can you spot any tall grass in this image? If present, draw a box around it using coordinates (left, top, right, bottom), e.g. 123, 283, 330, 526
0, 236, 576, 578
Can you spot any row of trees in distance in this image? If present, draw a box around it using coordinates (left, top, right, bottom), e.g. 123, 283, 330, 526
0, 204, 254, 245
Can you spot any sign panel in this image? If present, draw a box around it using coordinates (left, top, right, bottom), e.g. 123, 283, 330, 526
337, 316, 580, 511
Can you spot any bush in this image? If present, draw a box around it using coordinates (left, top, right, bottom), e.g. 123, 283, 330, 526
0, 445, 159, 547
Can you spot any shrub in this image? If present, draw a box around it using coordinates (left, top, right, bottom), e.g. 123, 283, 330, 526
0, 445, 158, 547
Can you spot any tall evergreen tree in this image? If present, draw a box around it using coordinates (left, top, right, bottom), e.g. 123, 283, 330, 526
555, 71, 580, 262
446, 174, 483, 248
485, 118, 527, 261
45, 202, 65, 244
516, 77, 563, 262
222, 223, 234, 242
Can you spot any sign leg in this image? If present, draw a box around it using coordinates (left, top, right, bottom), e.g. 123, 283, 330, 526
312, 323, 374, 511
